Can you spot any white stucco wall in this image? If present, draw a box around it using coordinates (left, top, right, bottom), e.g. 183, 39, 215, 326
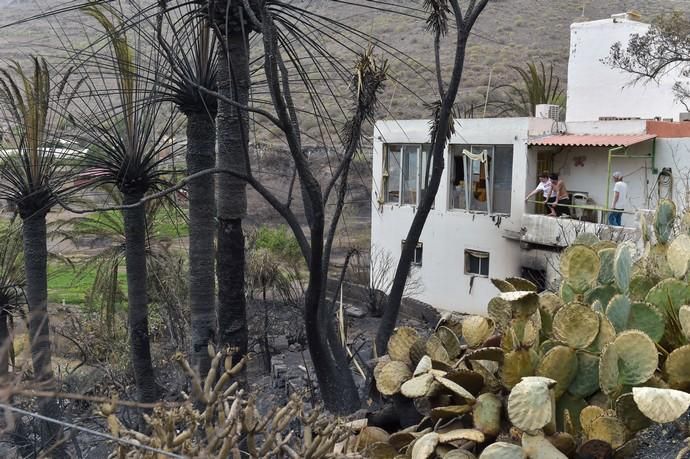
567, 18, 689, 122
371, 118, 554, 314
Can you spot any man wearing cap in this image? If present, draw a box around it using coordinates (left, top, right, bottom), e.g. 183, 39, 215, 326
608, 172, 627, 226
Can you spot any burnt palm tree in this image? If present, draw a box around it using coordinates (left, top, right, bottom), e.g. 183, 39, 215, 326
0, 56, 81, 455
0, 219, 25, 377
155, 4, 218, 376
73, 4, 182, 403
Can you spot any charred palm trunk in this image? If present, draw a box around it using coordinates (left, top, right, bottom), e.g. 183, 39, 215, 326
216, 30, 249, 363
305, 227, 361, 413
0, 307, 9, 377
187, 112, 217, 376
22, 212, 63, 453
122, 193, 157, 403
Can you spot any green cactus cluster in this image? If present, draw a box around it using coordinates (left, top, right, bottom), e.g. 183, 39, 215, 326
364, 199, 690, 459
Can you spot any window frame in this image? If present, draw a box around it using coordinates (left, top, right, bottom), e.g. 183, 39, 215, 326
449, 144, 513, 216
383, 143, 431, 206
402, 240, 423, 266
464, 249, 489, 277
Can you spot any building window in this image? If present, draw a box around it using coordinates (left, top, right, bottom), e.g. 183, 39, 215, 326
449, 144, 513, 215
402, 240, 423, 266
384, 144, 431, 205
465, 249, 489, 276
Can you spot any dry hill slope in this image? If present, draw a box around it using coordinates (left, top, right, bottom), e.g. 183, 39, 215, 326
1, 0, 689, 123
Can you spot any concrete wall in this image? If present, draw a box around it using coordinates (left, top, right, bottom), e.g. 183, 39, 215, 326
567, 18, 689, 122
371, 118, 554, 314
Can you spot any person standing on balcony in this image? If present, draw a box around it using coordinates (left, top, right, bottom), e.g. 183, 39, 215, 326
525, 171, 554, 214
548, 173, 571, 217
608, 172, 627, 226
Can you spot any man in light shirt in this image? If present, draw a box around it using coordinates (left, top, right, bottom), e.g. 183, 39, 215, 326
608, 171, 627, 226
524, 172, 554, 214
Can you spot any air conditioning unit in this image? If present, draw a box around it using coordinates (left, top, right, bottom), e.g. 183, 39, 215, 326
535, 104, 560, 122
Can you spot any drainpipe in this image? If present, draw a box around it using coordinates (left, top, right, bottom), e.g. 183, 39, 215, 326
651, 137, 658, 174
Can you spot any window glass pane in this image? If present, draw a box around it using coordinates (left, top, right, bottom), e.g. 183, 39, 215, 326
414, 245, 423, 265
450, 145, 467, 209
386, 145, 401, 203
468, 146, 490, 212
492, 145, 513, 215
401, 145, 419, 205
465, 249, 489, 276
419, 144, 431, 204
480, 257, 489, 276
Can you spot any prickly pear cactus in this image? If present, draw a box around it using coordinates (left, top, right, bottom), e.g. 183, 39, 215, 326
363, 200, 690, 459
654, 198, 676, 244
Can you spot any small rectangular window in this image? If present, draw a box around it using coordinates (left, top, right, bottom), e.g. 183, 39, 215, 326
402, 240, 423, 266
465, 249, 489, 277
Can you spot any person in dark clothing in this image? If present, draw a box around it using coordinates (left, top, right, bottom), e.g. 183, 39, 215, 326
548, 173, 571, 217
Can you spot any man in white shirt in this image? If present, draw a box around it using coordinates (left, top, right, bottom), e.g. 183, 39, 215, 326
525, 172, 554, 214
608, 171, 627, 226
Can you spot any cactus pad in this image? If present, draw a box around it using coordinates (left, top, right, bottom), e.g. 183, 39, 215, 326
553, 303, 600, 349
446, 368, 485, 396
467, 347, 504, 363
501, 349, 539, 389
580, 405, 605, 433
668, 234, 690, 278
560, 245, 600, 293
632, 387, 690, 423
593, 240, 618, 251
506, 277, 538, 292
499, 291, 540, 319
507, 376, 556, 432
536, 345, 578, 398
462, 315, 495, 348
599, 331, 658, 395
584, 285, 620, 311
568, 352, 600, 398
478, 442, 526, 459
411, 432, 438, 459
488, 296, 512, 330
586, 416, 628, 449
429, 404, 472, 421
614, 242, 634, 293
434, 326, 462, 359
654, 198, 676, 244
573, 232, 600, 246
605, 298, 665, 342
473, 393, 502, 437
586, 312, 616, 353
434, 375, 475, 401
387, 326, 419, 364
409, 338, 427, 367
664, 345, 690, 390
437, 429, 485, 444
559, 281, 577, 303
597, 248, 616, 285
491, 278, 516, 293
375, 360, 412, 396
678, 306, 690, 340
425, 334, 450, 363
629, 275, 657, 301
615, 393, 651, 432
522, 432, 568, 459
401, 373, 435, 398
413, 355, 432, 376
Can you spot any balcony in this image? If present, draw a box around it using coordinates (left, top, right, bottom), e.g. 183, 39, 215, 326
519, 212, 642, 249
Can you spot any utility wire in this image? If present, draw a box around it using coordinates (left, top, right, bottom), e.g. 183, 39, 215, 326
0, 403, 187, 459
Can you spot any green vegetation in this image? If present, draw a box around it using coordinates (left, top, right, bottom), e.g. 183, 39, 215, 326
253, 225, 302, 264
47, 262, 127, 306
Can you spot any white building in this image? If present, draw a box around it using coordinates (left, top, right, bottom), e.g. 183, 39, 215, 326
371, 12, 690, 314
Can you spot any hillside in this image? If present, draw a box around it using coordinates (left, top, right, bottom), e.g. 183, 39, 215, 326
1, 0, 690, 125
